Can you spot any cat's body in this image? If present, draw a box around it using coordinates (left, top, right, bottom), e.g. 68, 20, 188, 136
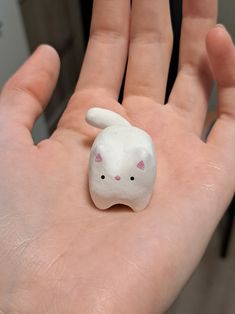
86, 108, 156, 212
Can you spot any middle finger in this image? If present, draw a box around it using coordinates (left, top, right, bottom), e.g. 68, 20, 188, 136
124, 0, 173, 105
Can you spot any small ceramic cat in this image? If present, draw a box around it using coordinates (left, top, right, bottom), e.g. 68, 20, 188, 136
86, 107, 156, 212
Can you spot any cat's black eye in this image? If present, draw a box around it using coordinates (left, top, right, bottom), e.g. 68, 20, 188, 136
130, 176, 135, 181
101, 175, 105, 180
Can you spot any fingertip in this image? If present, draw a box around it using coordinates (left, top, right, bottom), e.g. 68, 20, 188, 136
206, 24, 233, 56
206, 25, 235, 87
35, 44, 61, 67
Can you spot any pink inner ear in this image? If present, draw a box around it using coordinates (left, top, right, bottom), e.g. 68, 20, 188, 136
137, 160, 145, 170
95, 153, 103, 162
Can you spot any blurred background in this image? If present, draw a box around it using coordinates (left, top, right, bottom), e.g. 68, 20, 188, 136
0, 0, 234, 313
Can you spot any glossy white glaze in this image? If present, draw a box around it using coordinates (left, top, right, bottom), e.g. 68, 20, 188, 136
86, 108, 156, 212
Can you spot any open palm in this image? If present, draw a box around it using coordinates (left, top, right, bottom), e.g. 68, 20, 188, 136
1, 0, 235, 313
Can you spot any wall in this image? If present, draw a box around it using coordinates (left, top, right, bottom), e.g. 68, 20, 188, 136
0, 0, 29, 87
219, 0, 235, 39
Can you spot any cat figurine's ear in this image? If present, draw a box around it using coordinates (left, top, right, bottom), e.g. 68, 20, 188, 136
92, 144, 105, 163
137, 160, 145, 170
135, 148, 152, 171
95, 153, 103, 162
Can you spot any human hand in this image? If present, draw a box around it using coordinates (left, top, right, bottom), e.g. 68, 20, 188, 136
1, 0, 235, 313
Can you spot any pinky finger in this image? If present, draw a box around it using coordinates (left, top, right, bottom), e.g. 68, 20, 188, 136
206, 25, 235, 152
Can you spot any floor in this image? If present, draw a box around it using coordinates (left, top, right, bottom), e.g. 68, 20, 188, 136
167, 216, 235, 314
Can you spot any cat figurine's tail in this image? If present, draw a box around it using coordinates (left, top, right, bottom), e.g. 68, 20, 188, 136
86, 107, 131, 129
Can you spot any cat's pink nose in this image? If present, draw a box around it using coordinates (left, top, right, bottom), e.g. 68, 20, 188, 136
115, 176, 121, 181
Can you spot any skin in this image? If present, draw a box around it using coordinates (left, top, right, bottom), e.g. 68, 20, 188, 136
0, 0, 235, 313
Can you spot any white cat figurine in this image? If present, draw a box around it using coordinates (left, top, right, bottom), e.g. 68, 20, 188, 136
86, 107, 156, 212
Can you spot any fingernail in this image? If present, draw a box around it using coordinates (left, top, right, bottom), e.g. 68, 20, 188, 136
216, 24, 226, 30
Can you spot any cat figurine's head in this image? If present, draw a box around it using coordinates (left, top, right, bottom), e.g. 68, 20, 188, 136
89, 141, 156, 211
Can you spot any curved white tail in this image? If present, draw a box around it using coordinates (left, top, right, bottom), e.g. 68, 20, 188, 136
86, 107, 131, 129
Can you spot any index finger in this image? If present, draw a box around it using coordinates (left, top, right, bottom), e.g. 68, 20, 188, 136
76, 0, 130, 99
